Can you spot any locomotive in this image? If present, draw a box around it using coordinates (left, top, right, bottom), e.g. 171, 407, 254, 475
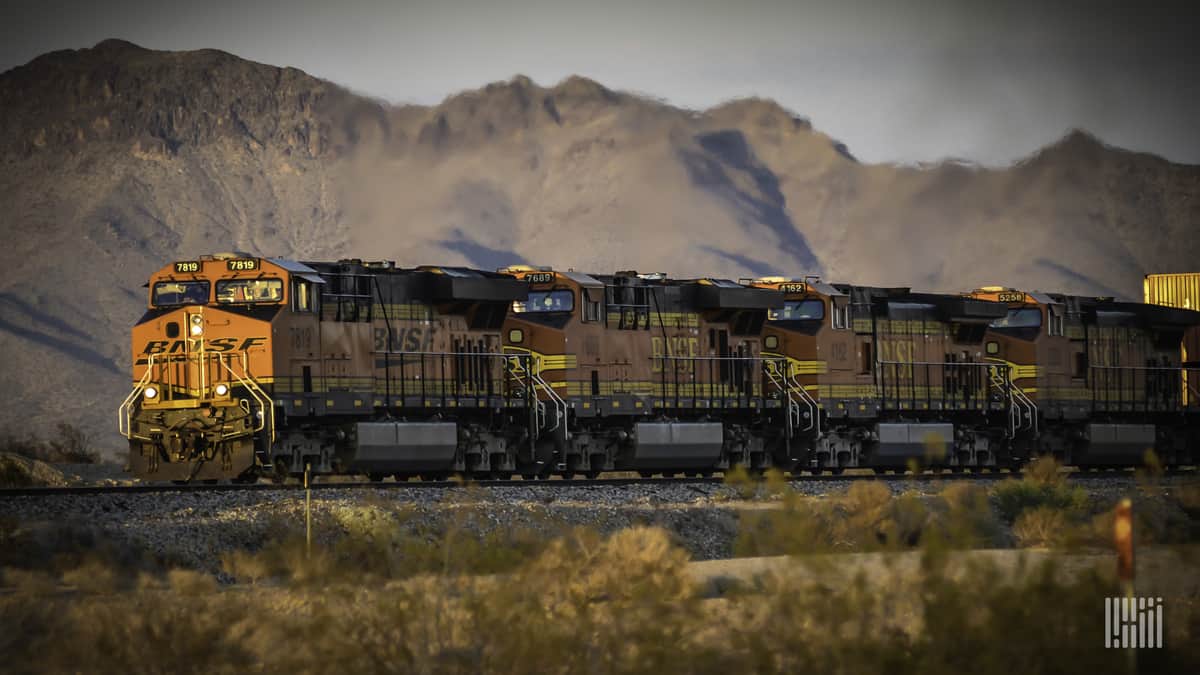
120, 255, 1200, 482
122, 255, 535, 482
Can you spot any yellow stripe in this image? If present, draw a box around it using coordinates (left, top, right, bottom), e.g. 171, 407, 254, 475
986, 357, 1039, 380
762, 351, 828, 375
503, 346, 577, 372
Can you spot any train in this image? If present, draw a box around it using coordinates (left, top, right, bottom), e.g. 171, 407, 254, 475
119, 254, 1200, 482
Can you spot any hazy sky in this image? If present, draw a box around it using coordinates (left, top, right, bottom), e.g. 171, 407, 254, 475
2, 0, 1197, 166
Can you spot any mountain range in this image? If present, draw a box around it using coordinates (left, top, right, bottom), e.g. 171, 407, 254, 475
1, 39, 1197, 453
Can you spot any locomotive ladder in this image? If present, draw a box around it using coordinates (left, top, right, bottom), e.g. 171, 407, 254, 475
786, 367, 820, 435
529, 355, 566, 437
989, 365, 1037, 438
763, 358, 819, 437
506, 354, 566, 440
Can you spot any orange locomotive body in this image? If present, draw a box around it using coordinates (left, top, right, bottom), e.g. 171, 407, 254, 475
501, 267, 790, 476
970, 287, 1200, 466
748, 278, 1011, 472
122, 255, 534, 482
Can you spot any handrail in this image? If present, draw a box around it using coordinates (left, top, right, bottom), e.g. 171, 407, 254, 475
992, 365, 1037, 436
118, 353, 157, 439
762, 359, 798, 436
530, 355, 566, 436
787, 368, 820, 435
216, 352, 275, 442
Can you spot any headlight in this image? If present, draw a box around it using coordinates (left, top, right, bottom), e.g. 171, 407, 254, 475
189, 314, 204, 336
144, 386, 158, 399
214, 383, 229, 396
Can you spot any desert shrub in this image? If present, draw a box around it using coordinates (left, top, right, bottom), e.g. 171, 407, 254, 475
1011, 506, 1069, 547
1024, 454, 1067, 487
0, 454, 34, 487
2, 522, 1198, 674
991, 457, 1088, 523
61, 558, 121, 594
222, 496, 551, 586
1, 423, 98, 464
1175, 483, 1200, 520
167, 569, 219, 595
934, 482, 1006, 547
735, 480, 1005, 556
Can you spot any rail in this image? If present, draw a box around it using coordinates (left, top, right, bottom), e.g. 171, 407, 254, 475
373, 350, 535, 410
876, 358, 998, 412
652, 355, 790, 418
1086, 364, 1200, 413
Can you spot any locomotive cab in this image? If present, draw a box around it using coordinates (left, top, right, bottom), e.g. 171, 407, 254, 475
121, 254, 290, 482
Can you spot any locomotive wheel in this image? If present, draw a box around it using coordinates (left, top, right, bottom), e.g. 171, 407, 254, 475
638, 471, 655, 478
367, 473, 386, 482
232, 472, 258, 485
584, 470, 601, 479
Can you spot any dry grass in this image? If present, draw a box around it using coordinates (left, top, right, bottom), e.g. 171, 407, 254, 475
733, 478, 1006, 556
2, 475, 1198, 673
1, 526, 1196, 674
1012, 506, 1070, 548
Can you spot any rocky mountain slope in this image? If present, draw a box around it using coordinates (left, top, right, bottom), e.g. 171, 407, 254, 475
1, 39, 1197, 453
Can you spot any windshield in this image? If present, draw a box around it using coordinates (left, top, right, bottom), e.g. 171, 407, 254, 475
216, 278, 284, 304
768, 299, 824, 321
512, 290, 574, 313
990, 307, 1042, 328
152, 280, 210, 306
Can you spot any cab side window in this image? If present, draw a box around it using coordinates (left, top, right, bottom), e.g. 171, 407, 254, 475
293, 280, 312, 312
832, 301, 849, 330
1048, 306, 1064, 337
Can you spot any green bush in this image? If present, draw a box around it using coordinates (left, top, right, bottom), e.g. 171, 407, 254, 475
992, 479, 1088, 524
991, 457, 1088, 524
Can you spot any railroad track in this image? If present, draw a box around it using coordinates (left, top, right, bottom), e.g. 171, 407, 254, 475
0, 467, 1192, 498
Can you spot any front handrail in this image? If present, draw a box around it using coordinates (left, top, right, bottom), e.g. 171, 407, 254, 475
118, 353, 157, 439
216, 352, 274, 442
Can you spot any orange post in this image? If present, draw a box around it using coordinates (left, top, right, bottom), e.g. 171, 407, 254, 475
1114, 498, 1135, 672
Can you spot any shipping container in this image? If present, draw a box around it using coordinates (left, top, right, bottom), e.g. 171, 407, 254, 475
1145, 273, 1200, 405
1145, 272, 1200, 310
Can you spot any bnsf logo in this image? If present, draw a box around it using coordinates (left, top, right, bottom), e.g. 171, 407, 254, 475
140, 337, 268, 355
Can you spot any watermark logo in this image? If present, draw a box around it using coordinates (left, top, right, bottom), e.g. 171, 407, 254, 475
1105, 597, 1162, 648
